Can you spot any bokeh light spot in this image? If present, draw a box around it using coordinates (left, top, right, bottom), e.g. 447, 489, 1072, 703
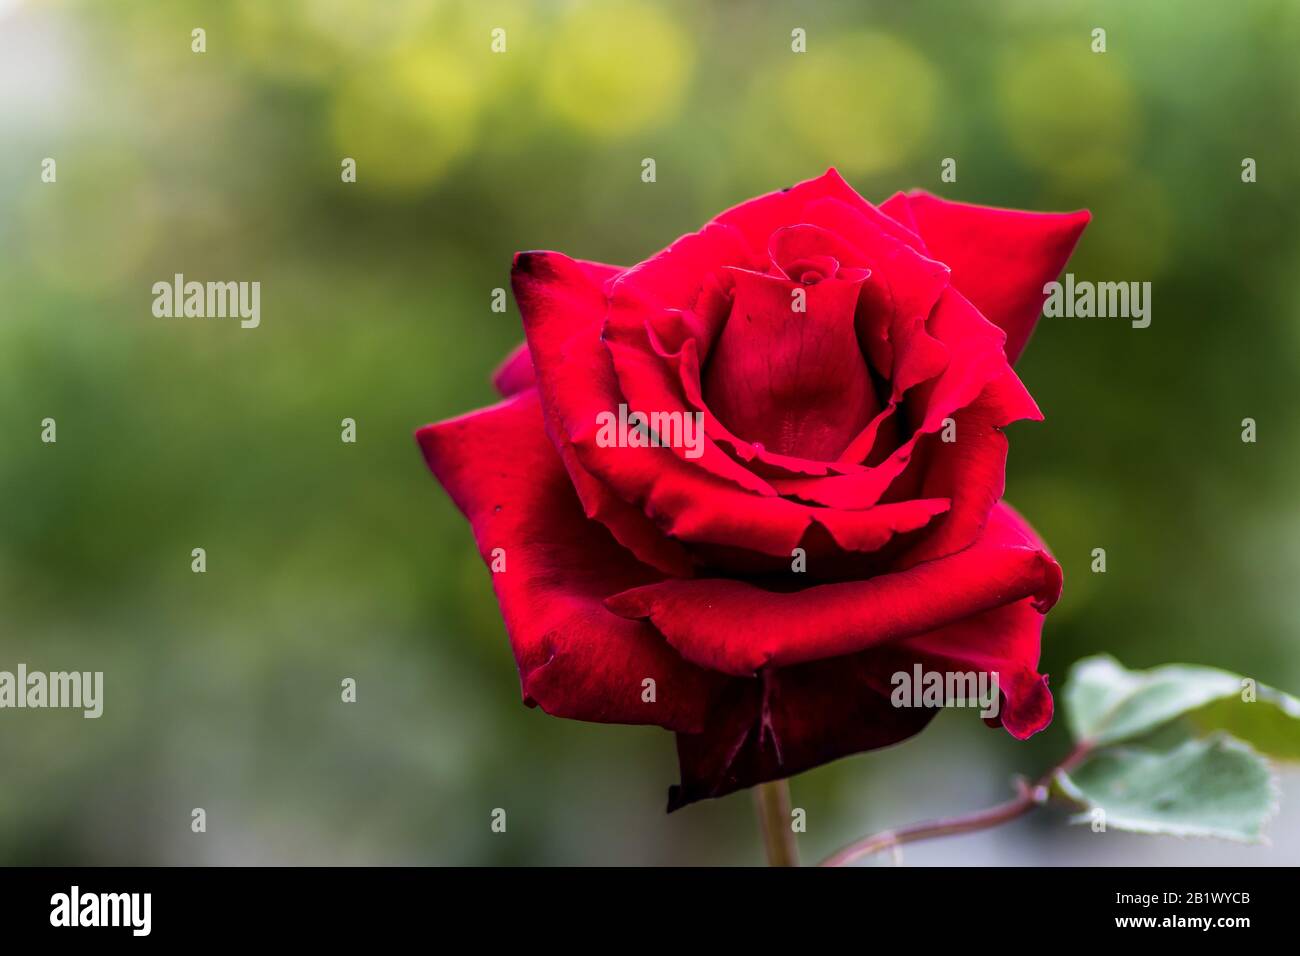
331, 44, 480, 192
541, 1, 693, 139
775, 32, 938, 177
998, 38, 1139, 183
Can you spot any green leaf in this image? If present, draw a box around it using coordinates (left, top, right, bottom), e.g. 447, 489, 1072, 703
1188, 686, 1300, 760
1056, 735, 1278, 841
1064, 655, 1300, 757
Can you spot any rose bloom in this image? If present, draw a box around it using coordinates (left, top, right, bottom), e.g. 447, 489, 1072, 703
418, 170, 1088, 809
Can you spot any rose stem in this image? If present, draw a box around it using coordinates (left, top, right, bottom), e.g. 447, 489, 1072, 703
818, 743, 1093, 868
754, 779, 801, 867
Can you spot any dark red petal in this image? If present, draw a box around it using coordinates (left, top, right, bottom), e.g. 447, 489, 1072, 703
518, 249, 920, 559
513, 250, 609, 345
416, 389, 722, 731
808, 497, 951, 552
886, 599, 1054, 741
894, 191, 1090, 364
879, 190, 925, 244
560, 439, 698, 577
702, 269, 878, 460
876, 504, 1058, 740
531, 237, 783, 501
766, 223, 858, 279
535, 306, 814, 556
511, 251, 696, 576
760, 195, 952, 468
897, 367, 1042, 567
714, 168, 924, 258
571, 257, 626, 291
669, 664, 936, 810
606, 503, 1061, 677
668, 585, 1054, 808
604, 315, 781, 499
493, 258, 624, 397
610, 222, 757, 324
515, 251, 791, 550
491, 341, 535, 396
645, 294, 873, 483
773, 195, 951, 396
601, 227, 817, 493
669, 335, 868, 479
774, 289, 1032, 508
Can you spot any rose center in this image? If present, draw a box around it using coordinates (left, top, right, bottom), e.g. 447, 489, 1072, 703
701, 267, 880, 461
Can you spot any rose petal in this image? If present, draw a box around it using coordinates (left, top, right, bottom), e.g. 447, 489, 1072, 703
883, 599, 1054, 741
810, 497, 951, 550
494, 258, 625, 397
491, 341, 535, 396
668, 662, 936, 809
668, 587, 1054, 807
669, 335, 869, 479
714, 168, 925, 257
889, 191, 1090, 364
517, 249, 933, 560
416, 389, 723, 731
879, 190, 925, 242
598, 227, 796, 496
606, 503, 1061, 677
572, 258, 626, 290
702, 269, 878, 460
772, 289, 1029, 508
603, 316, 783, 499
511, 251, 696, 576
896, 367, 1042, 567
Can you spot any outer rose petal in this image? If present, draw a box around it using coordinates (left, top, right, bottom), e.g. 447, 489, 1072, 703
493, 260, 625, 396
669, 662, 936, 810
512, 251, 697, 576
876, 503, 1058, 739
878, 190, 923, 238
886, 191, 1090, 364
416, 389, 724, 732
491, 341, 535, 396
606, 503, 1061, 677
882, 600, 1054, 741
668, 587, 1054, 808
568, 257, 627, 292
715, 168, 924, 258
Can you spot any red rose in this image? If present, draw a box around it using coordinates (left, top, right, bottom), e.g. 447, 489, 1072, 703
418, 170, 1088, 809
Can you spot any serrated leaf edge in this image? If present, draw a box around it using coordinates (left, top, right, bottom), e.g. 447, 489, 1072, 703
1053, 734, 1282, 844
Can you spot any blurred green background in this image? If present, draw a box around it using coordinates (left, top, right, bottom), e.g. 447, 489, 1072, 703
2, 0, 1299, 865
